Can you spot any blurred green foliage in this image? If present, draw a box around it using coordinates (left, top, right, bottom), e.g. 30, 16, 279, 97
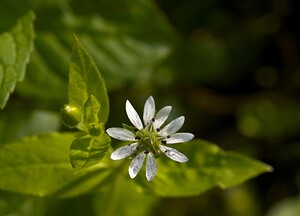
0, 0, 299, 215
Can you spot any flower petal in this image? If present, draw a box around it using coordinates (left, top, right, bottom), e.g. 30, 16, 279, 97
158, 116, 185, 137
110, 143, 139, 160
126, 100, 143, 130
153, 106, 172, 130
143, 96, 155, 126
129, 151, 146, 179
165, 133, 194, 144
146, 152, 157, 181
106, 128, 136, 141
159, 145, 188, 163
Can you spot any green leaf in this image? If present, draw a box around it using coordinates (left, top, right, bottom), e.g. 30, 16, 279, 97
70, 133, 110, 173
135, 139, 272, 197
0, 133, 112, 198
93, 173, 158, 216
69, 35, 109, 123
0, 11, 35, 109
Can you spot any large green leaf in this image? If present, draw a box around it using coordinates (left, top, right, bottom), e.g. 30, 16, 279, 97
68, 35, 109, 123
135, 139, 272, 197
0, 133, 112, 198
0, 11, 35, 108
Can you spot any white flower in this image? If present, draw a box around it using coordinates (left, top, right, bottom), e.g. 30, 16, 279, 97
106, 96, 194, 181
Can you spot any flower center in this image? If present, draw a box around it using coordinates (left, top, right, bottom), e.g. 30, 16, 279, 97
135, 125, 162, 156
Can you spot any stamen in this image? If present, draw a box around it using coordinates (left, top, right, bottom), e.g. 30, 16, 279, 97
144, 149, 150, 154
135, 136, 141, 140
134, 128, 139, 132
161, 140, 166, 145
167, 135, 170, 138
156, 128, 160, 132
151, 118, 155, 122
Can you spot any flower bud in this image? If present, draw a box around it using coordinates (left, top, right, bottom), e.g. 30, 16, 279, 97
61, 104, 82, 128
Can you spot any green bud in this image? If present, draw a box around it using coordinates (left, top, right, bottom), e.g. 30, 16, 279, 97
61, 104, 82, 128
88, 123, 103, 136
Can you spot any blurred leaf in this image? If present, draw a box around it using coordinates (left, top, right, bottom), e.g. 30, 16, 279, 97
0, 191, 45, 216
0, 11, 35, 108
0, 110, 61, 145
135, 139, 272, 197
0, 0, 33, 33
0, 133, 113, 198
68, 35, 109, 123
15, 47, 68, 104
237, 99, 300, 139
266, 195, 300, 216
70, 133, 110, 173
93, 173, 158, 216
17, 0, 175, 102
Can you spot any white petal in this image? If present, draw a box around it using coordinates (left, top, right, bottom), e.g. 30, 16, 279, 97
110, 143, 139, 160
158, 116, 185, 137
165, 133, 194, 144
128, 151, 146, 179
143, 96, 155, 126
159, 145, 188, 163
126, 100, 143, 130
146, 152, 157, 181
153, 106, 172, 130
106, 128, 136, 141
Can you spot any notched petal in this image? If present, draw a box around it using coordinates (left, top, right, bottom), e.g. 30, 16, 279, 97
159, 145, 188, 163
126, 100, 143, 130
106, 128, 136, 141
153, 106, 172, 129
146, 152, 157, 181
111, 143, 139, 160
143, 96, 155, 126
159, 116, 185, 137
129, 152, 146, 179
165, 133, 194, 144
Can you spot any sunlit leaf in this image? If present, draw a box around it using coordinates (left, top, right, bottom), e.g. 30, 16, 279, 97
70, 133, 110, 173
0, 11, 35, 108
135, 139, 272, 197
69, 35, 109, 123
0, 133, 113, 198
